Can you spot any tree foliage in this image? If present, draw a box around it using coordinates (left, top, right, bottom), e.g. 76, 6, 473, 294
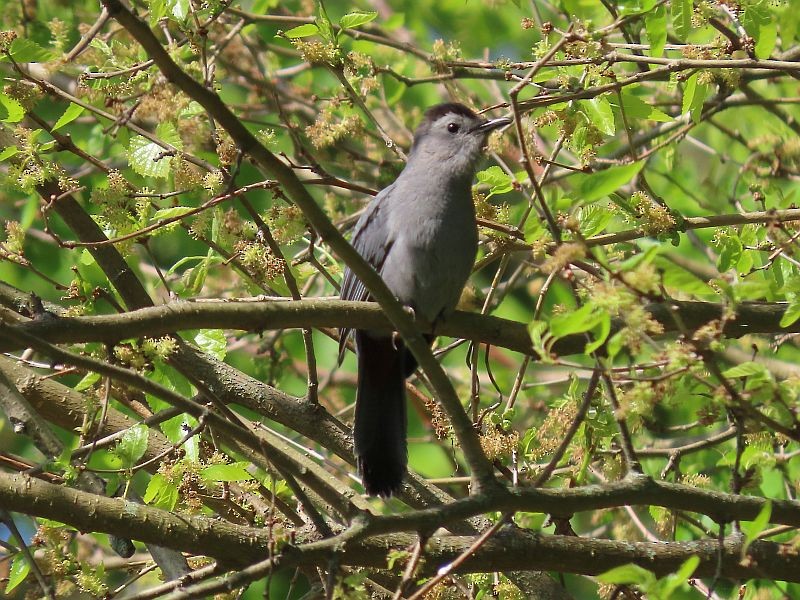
1, 0, 800, 598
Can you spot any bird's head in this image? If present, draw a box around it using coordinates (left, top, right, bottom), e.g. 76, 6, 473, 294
408, 103, 511, 178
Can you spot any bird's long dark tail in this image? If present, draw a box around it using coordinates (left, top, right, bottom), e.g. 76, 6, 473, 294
353, 331, 407, 497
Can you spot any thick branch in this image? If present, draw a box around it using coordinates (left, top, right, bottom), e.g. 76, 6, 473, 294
2, 471, 799, 582
0, 298, 794, 356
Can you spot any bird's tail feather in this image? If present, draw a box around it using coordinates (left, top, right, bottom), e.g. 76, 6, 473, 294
354, 332, 407, 497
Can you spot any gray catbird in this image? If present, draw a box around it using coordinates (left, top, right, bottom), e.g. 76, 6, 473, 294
339, 103, 511, 496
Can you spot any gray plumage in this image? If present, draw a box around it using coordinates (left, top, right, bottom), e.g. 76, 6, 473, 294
340, 103, 511, 496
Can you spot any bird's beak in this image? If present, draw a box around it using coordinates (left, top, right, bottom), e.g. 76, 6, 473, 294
470, 116, 512, 134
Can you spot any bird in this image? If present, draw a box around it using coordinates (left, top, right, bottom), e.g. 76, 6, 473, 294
339, 103, 511, 497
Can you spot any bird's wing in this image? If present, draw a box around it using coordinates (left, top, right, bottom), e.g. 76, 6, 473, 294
338, 185, 395, 361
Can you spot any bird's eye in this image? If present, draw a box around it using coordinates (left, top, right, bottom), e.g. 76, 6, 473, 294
447, 122, 460, 133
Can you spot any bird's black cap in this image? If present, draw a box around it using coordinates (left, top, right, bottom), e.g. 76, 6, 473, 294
421, 102, 480, 123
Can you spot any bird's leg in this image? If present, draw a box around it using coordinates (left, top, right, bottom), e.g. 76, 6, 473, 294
391, 330, 403, 351
393, 304, 416, 349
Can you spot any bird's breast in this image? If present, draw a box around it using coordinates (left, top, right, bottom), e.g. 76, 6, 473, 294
382, 189, 478, 321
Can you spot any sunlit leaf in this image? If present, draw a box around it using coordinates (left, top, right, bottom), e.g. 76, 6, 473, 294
583, 96, 615, 136
577, 161, 645, 203
672, 0, 692, 40
128, 122, 182, 179
113, 424, 149, 470
598, 563, 656, 586
283, 23, 320, 38
143, 473, 179, 510
194, 329, 227, 360
645, 5, 667, 57
339, 11, 378, 30
742, 501, 772, 556
52, 103, 85, 131
0, 92, 24, 123
201, 462, 254, 482
3, 38, 54, 62
6, 553, 30, 593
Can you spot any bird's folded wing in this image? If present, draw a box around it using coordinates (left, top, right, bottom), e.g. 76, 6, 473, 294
338, 184, 395, 362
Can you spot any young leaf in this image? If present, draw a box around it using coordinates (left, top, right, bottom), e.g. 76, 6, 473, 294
143, 473, 179, 510
755, 22, 777, 59
742, 501, 772, 557
645, 5, 667, 57
722, 362, 769, 379
716, 235, 742, 272
780, 300, 800, 327
194, 329, 227, 360
583, 96, 615, 136
5, 38, 54, 62
150, 206, 196, 222
681, 73, 708, 124
339, 11, 378, 30
74, 371, 101, 392
657, 555, 700, 597
597, 563, 656, 586
316, 3, 335, 43
0, 145, 19, 161
52, 103, 86, 131
128, 122, 182, 179
0, 92, 24, 123
577, 161, 644, 202
549, 303, 605, 338
169, 0, 189, 20
609, 91, 673, 123
476, 165, 514, 196
6, 553, 30, 593
113, 424, 149, 469
283, 23, 320, 38
671, 0, 692, 41
201, 462, 254, 482
578, 204, 614, 237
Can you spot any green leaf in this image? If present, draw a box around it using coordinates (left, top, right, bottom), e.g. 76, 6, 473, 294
658, 556, 700, 597
584, 311, 611, 354
4, 38, 54, 62
583, 96, 615, 136
201, 462, 254, 482
476, 165, 514, 197
113, 424, 149, 469
194, 329, 227, 360
143, 473, 179, 510
169, 0, 189, 20
716, 236, 742, 272
598, 563, 656, 586
0, 92, 24, 123
722, 362, 769, 379
0, 145, 19, 161
6, 553, 30, 593
316, 3, 335, 43
283, 23, 320, 38
671, 0, 692, 41
74, 371, 101, 392
578, 204, 614, 237
52, 103, 85, 131
742, 501, 772, 556
645, 5, 667, 57
550, 303, 606, 338
128, 122, 182, 179
339, 11, 378, 30
150, 206, 195, 221
577, 161, 645, 203
780, 301, 800, 327
755, 22, 777, 59
681, 73, 708, 124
